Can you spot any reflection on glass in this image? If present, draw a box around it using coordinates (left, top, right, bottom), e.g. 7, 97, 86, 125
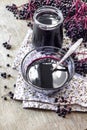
26, 59, 68, 89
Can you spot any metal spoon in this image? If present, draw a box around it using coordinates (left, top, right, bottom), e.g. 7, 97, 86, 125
53, 38, 83, 71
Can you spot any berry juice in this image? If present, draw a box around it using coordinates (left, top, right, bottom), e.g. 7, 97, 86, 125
26, 57, 68, 89
32, 6, 63, 48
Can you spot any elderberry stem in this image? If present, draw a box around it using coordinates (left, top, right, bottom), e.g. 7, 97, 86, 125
46, 0, 50, 4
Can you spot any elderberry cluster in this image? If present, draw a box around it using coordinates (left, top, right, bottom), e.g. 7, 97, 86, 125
71, 53, 87, 77
1, 72, 11, 79
75, 60, 87, 77
2, 42, 11, 49
6, 3, 32, 20
64, 18, 87, 43
6, 0, 87, 43
2, 91, 14, 101
54, 97, 72, 118
56, 0, 73, 18
64, 0, 87, 43
56, 104, 71, 118
6, 0, 73, 23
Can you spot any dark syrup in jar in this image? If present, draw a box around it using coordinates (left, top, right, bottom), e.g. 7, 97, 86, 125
32, 11, 63, 48
26, 57, 68, 89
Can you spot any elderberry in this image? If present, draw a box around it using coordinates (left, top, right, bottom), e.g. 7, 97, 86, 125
6, 44, 11, 50
54, 98, 58, 103
58, 113, 62, 116
6, 64, 10, 67
64, 105, 67, 108
62, 114, 66, 118
8, 74, 11, 78
61, 96, 64, 102
8, 91, 13, 95
7, 54, 10, 57
56, 108, 60, 113
4, 97, 7, 101
68, 107, 72, 114
13, 84, 16, 88
4, 85, 7, 89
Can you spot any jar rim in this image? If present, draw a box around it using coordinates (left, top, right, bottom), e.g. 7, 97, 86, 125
33, 6, 64, 30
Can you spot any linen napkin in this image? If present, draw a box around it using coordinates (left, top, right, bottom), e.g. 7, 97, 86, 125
13, 28, 87, 112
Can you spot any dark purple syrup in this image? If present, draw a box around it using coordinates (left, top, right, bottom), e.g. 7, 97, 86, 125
32, 13, 63, 48
26, 58, 68, 89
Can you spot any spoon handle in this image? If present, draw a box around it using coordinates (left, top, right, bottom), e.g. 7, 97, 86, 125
56, 38, 83, 67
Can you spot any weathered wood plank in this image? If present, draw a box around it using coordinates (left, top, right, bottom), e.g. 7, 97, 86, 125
0, 1, 87, 130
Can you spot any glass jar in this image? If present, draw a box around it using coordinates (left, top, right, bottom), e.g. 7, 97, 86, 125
32, 6, 64, 48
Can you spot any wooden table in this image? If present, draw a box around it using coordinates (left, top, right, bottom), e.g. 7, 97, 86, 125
0, 0, 87, 130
